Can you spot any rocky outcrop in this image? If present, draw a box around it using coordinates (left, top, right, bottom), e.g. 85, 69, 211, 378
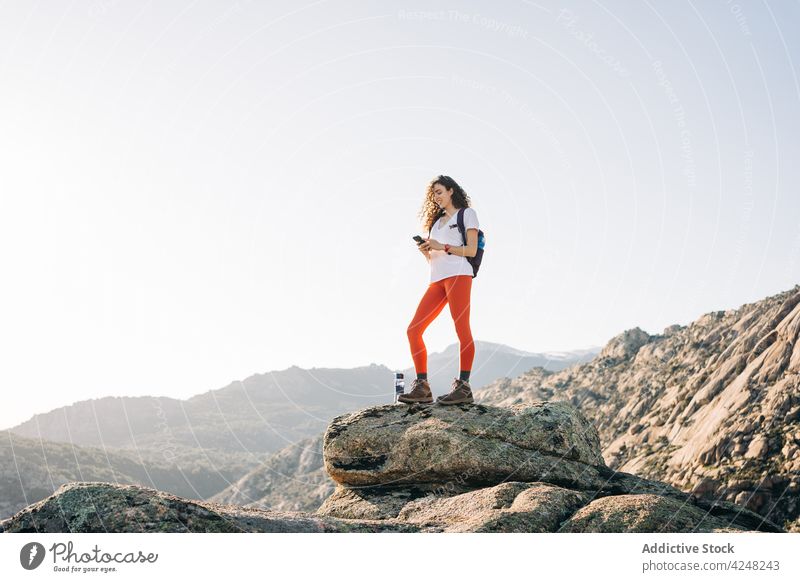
323, 401, 605, 487
479, 285, 800, 532
598, 328, 652, 363
316, 401, 784, 532
0, 482, 418, 533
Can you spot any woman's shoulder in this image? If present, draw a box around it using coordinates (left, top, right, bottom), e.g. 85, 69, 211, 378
463, 206, 478, 220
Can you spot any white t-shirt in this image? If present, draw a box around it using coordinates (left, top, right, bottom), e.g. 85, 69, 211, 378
428, 207, 480, 283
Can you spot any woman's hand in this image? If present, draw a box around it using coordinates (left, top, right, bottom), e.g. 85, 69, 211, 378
417, 241, 431, 263
420, 238, 444, 251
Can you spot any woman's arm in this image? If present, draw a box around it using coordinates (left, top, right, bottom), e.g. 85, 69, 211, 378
445, 229, 478, 257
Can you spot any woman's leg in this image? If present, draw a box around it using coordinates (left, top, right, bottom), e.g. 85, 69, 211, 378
443, 275, 474, 376
407, 280, 448, 375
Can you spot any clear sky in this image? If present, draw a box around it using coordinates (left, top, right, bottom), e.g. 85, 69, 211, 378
1, 0, 799, 429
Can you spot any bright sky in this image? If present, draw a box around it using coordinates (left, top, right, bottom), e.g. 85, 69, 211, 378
1, 0, 799, 429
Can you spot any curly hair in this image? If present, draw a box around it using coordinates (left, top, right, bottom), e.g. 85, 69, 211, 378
418, 174, 472, 233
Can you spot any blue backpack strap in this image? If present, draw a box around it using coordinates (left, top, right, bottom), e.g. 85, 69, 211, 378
456, 207, 467, 244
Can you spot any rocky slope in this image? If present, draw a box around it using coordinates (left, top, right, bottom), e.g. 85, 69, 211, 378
478, 284, 800, 531
2, 401, 783, 533
209, 435, 333, 512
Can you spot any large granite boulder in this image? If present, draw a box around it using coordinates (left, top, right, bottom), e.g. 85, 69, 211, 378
323, 401, 605, 486
323, 401, 690, 498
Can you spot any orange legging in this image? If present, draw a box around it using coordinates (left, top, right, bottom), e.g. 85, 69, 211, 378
407, 274, 474, 374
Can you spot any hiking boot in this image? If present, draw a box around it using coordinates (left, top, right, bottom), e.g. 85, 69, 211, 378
397, 378, 434, 404
436, 378, 474, 405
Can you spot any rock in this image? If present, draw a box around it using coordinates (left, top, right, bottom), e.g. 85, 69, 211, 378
599, 328, 652, 361
559, 493, 747, 533
692, 477, 721, 495
317, 483, 471, 520
395, 481, 589, 532
744, 434, 769, 459
0, 482, 420, 533
323, 401, 606, 488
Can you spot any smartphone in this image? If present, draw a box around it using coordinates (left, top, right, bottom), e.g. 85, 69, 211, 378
412, 235, 425, 245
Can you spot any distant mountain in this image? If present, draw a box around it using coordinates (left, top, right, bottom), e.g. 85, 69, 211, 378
396, 339, 599, 393
0, 430, 267, 521
479, 284, 800, 532
7, 341, 590, 454
6, 365, 394, 455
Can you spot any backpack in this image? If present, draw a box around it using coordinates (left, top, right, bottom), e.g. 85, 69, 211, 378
428, 208, 486, 278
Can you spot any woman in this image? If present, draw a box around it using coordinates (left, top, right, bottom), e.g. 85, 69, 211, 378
400, 175, 480, 405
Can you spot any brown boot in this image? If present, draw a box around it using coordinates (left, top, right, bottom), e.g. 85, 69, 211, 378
397, 378, 433, 404
436, 378, 474, 405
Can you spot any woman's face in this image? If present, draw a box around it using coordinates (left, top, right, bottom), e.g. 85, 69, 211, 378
432, 183, 453, 209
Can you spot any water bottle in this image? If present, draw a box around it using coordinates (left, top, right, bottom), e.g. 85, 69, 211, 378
394, 372, 405, 402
